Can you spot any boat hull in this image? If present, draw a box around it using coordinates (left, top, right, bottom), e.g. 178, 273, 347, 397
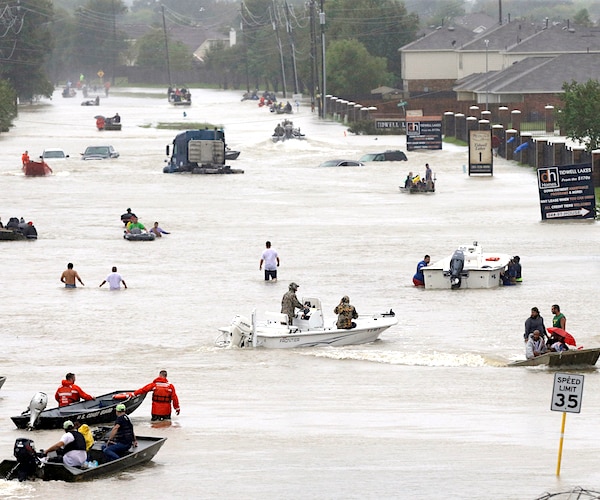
255, 321, 396, 348
509, 348, 600, 367
0, 436, 166, 482
0, 377, 5, 389
424, 264, 507, 289
23, 161, 52, 176
0, 229, 27, 241
11, 390, 146, 430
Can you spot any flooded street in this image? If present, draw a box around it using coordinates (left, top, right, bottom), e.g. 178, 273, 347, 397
0, 87, 599, 499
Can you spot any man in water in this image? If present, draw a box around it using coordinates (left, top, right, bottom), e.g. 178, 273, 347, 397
134, 370, 180, 421
99, 267, 127, 290
412, 255, 430, 287
60, 262, 85, 288
259, 240, 279, 281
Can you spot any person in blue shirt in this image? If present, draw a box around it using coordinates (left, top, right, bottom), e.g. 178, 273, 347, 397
412, 255, 430, 287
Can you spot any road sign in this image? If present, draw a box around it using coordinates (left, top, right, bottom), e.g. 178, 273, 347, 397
397, 101, 407, 107
551, 373, 584, 413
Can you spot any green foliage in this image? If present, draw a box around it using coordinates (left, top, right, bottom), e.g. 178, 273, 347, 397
135, 28, 193, 71
573, 8, 593, 28
558, 79, 600, 151
0, 0, 55, 101
72, 0, 129, 77
326, 39, 391, 96
325, 0, 419, 79
0, 80, 18, 131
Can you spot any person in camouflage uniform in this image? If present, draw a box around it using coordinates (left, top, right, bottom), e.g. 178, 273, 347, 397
281, 282, 303, 323
334, 296, 358, 329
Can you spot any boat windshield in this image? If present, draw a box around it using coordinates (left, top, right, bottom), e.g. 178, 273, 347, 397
85, 147, 109, 156
43, 150, 66, 159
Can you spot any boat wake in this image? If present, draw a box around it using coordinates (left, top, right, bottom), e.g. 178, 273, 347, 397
303, 348, 507, 367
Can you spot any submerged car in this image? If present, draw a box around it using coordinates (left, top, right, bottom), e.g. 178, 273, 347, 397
81, 145, 120, 160
360, 150, 408, 162
318, 159, 365, 167
41, 148, 69, 160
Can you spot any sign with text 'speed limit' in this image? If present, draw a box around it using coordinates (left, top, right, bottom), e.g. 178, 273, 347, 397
551, 373, 584, 414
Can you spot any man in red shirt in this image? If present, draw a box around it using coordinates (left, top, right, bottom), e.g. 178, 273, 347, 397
55, 373, 94, 407
134, 370, 180, 421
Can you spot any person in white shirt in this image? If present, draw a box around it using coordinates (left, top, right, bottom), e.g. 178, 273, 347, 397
259, 241, 280, 281
99, 266, 127, 290
42, 420, 87, 467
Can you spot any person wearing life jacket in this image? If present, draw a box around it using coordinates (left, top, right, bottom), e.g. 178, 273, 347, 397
55, 373, 94, 407
42, 420, 87, 467
134, 370, 180, 421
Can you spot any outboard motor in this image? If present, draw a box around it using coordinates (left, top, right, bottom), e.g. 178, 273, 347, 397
449, 249, 465, 289
229, 315, 253, 348
13, 438, 42, 481
26, 392, 48, 430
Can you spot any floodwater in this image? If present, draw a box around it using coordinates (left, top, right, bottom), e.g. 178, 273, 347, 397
0, 87, 599, 499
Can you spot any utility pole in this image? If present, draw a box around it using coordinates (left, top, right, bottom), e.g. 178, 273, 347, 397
309, 0, 317, 110
319, 0, 326, 118
272, 1, 287, 98
284, 0, 299, 94
240, 3, 250, 92
162, 5, 172, 88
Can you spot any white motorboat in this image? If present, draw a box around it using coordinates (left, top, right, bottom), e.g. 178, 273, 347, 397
423, 242, 512, 289
216, 297, 397, 348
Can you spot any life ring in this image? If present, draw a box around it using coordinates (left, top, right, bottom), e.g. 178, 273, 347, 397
112, 392, 133, 400
485, 257, 500, 261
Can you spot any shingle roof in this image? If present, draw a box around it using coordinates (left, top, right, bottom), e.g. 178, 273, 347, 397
454, 53, 600, 94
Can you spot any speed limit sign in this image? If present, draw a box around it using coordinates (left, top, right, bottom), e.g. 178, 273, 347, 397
551, 373, 584, 413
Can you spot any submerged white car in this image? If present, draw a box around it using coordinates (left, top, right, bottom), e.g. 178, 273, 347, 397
41, 148, 69, 160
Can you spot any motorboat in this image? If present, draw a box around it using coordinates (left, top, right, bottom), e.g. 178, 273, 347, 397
0, 377, 5, 389
225, 147, 240, 160
23, 160, 52, 176
216, 297, 397, 349
509, 347, 600, 367
11, 390, 147, 430
423, 242, 512, 289
0, 219, 38, 240
0, 430, 166, 482
168, 87, 191, 106
271, 120, 305, 142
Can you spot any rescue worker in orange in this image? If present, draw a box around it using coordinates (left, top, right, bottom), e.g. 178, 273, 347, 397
21, 150, 30, 165
134, 370, 180, 421
55, 373, 94, 407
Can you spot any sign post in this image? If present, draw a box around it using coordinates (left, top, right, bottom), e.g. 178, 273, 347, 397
551, 373, 584, 476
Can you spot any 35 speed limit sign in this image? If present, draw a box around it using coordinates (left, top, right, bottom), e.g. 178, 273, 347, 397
551, 373, 584, 413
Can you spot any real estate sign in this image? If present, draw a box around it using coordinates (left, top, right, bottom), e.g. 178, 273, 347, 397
537, 164, 595, 220
468, 130, 493, 175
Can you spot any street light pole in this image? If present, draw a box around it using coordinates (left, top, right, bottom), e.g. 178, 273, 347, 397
484, 39, 489, 111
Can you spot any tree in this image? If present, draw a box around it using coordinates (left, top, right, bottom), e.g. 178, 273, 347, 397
326, 39, 391, 96
558, 79, 600, 152
135, 28, 193, 71
0, 0, 55, 101
0, 80, 18, 131
325, 0, 419, 82
573, 8, 593, 28
72, 0, 129, 78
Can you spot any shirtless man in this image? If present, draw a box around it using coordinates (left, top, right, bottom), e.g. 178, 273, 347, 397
60, 263, 84, 288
